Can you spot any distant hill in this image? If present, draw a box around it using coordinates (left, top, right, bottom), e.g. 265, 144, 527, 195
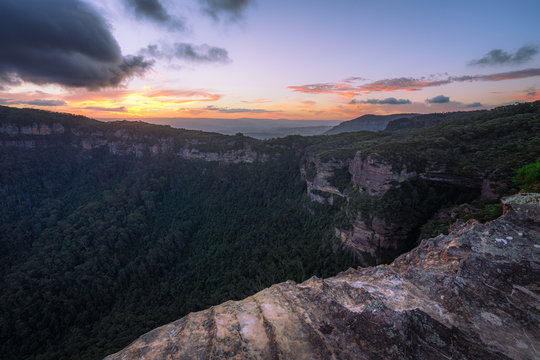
325, 113, 418, 134
384, 110, 486, 131
106, 117, 341, 139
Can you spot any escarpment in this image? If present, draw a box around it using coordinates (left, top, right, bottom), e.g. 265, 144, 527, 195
105, 193, 540, 360
0, 106, 270, 164
302, 152, 487, 265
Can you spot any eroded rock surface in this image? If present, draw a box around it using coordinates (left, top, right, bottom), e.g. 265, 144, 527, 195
105, 193, 540, 360
0, 121, 267, 163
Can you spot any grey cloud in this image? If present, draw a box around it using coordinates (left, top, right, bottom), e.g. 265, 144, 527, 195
0, 98, 67, 106
470, 46, 538, 66
199, 0, 254, 20
465, 102, 482, 108
205, 105, 276, 113
426, 95, 450, 104
526, 90, 536, 99
342, 76, 367, 83
124, 0, 184, 30
141, 43, 231, 64
0, 0, 153, 89
354, 97, 411, 105
289, 68, 540, 96
85, 106, 127, 112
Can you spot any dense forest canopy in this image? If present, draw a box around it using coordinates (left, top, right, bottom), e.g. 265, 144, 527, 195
0, 145, 357, 359
0, 101, 539, 359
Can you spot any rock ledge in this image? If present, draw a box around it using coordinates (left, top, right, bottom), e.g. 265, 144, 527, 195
106, 193, 540, 360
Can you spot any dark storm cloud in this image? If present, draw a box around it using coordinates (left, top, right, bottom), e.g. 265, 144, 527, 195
199, 0, 254, 20
353, 97, 411, 105
141, 43, 231, 64
124, 0, 184, 30
0, 98, 66, 106
465, 102, 482, 108
426, 95, 450, 104
0, 0, 153, 89
470, 46, 538, 66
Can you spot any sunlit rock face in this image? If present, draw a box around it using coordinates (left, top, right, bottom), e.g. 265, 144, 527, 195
105, 193, 540, 360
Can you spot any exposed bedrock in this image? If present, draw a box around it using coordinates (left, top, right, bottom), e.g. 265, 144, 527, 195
105, 193, 540, 360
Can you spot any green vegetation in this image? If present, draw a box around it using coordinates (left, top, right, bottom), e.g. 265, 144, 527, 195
513, 158, 540, 192
327, 166, 351, 192
0, 146, 356, 360
337, 179, 478, 262
1, 101, 539, 360
419, 201, 503, 241
291, 101, 540, 179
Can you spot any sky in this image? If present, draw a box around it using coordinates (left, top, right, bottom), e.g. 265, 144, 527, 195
0, 0, 539, 121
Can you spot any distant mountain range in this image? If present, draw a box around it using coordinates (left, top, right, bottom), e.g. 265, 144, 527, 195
325, 113, 419, 134
102, 117, 341, 139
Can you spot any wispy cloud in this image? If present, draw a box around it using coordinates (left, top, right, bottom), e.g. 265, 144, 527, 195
464, 102, 482, 108
241, 98, 271, 104
287, 68, 540, 97
85, 106, 127, 112
426, 95, 450, 104
65, 88, 222, 103
469, 46, 538, 66
342, 76, 368, 83
140, 43, 231, 64
351, 97, 411, 105
205, 105, 277, 113
0, 98, 67, 106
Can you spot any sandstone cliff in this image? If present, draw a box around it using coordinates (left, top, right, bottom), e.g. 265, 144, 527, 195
105, 193, 540, 360
304, 150, 504, 264
0, 119, 269, 164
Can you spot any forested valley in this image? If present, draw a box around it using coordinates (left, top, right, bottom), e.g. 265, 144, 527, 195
0, 145, 357, 359
0, 101, 539, 359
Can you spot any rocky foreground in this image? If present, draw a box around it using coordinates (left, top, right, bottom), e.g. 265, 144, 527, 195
106, 193, 540, 360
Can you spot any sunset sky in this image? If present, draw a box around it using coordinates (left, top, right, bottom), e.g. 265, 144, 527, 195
1, 0, 539, 121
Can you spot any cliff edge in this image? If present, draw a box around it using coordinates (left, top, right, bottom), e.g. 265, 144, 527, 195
105, 193, 540, 359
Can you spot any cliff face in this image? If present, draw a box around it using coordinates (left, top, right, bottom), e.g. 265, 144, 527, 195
349, 152, 485, 196
301, 155, 348, 205
303, 152, 490, 264
105, 193, 540, 360
350, 154, 416, 195
334, 214, 409, 265
0, 121, 268, 164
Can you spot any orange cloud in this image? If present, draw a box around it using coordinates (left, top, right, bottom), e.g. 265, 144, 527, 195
60, 88, 223, 117
288, 68, 540, 97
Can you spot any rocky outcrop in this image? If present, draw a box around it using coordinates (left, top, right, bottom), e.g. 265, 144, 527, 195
350, 154, 416, 195
0, 122, 66, 136
335, 215, 410, 265
301, 155, 348, 204
349, 153, 484, 196
105, 193, 540, 360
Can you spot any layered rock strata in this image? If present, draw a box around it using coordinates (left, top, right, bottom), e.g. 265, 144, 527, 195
105, 193, 540, 360
0, 121, 267, 163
